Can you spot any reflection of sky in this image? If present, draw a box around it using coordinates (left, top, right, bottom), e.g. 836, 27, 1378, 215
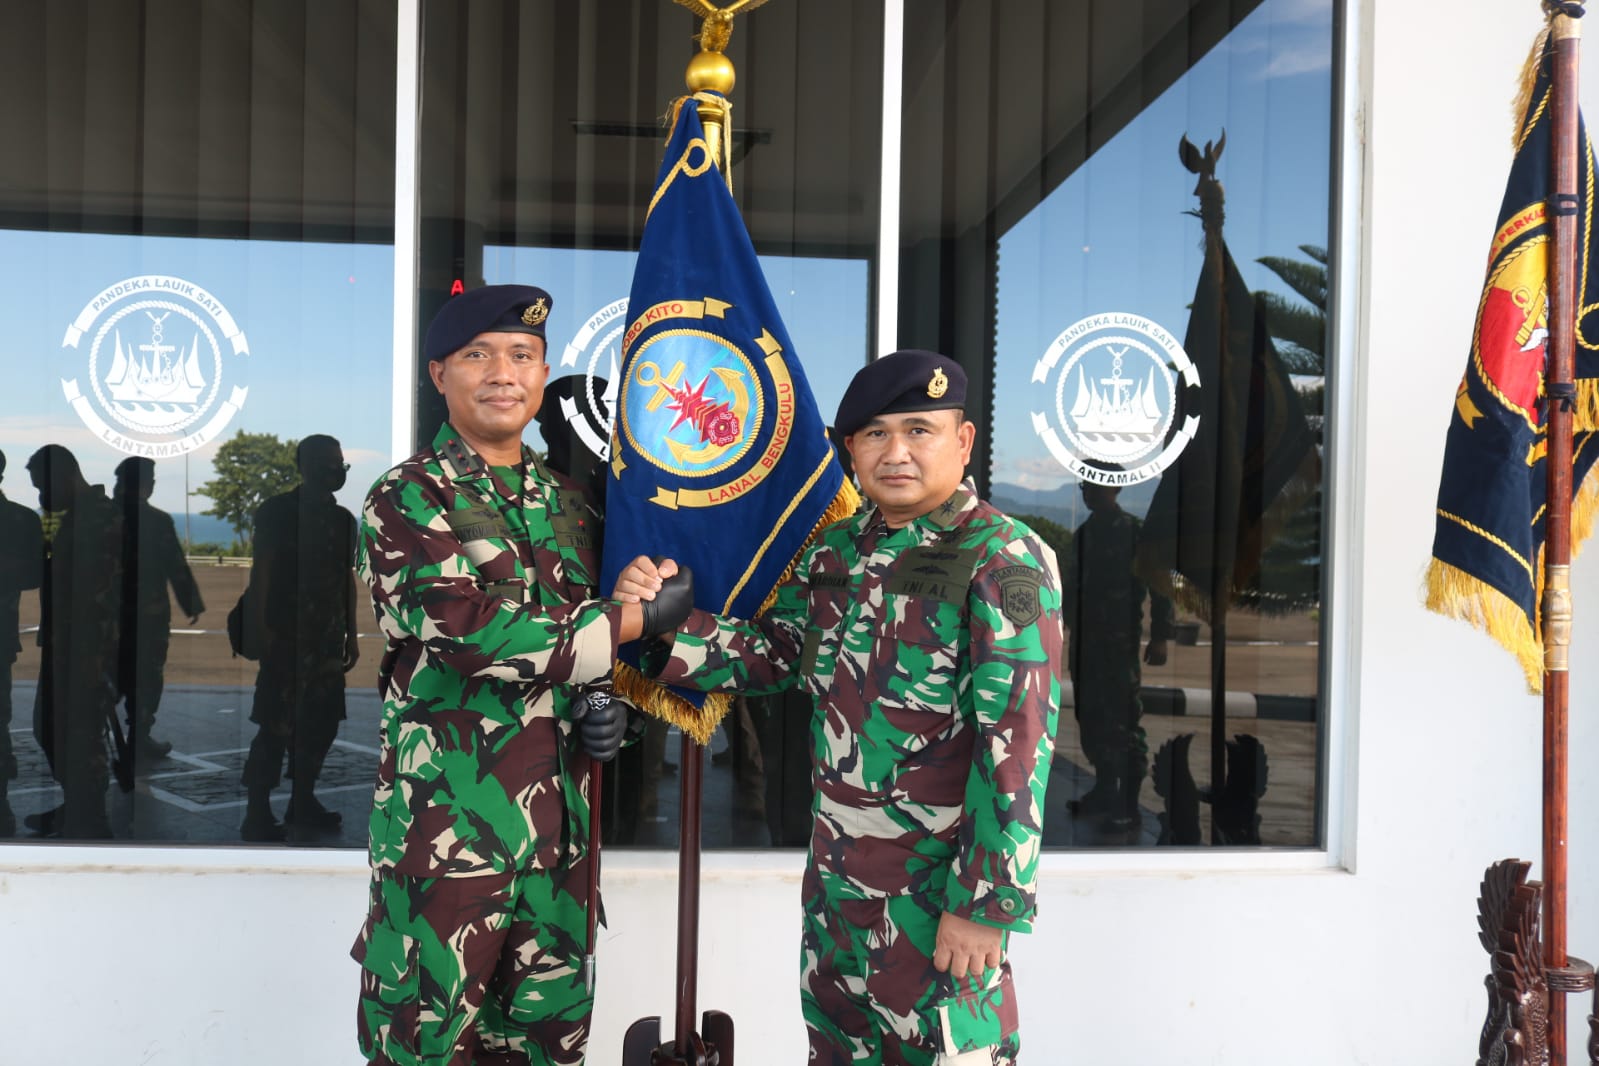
993, 0, 1334, 500
0, 0, 1329, 530
483, 246, 869, 456
0, 231, 395, 520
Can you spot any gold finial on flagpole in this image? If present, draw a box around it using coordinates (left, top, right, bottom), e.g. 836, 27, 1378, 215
673, 0, 770, 180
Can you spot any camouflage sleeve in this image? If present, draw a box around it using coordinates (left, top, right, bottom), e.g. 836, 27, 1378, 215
650, 560, 812, 695
359, 470, 622, 689
942, 533, 1063, 934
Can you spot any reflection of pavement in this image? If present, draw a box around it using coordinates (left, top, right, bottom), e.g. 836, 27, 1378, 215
4, 677, 1316, 850
7, 680, 382, 846
8, 565, 1322, 849
5, 681, 776, 850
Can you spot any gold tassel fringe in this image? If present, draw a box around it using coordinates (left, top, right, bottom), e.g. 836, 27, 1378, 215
1512, 27, 1551, 147
613, 660, 731, 746
1424, 558, 1544, 694
1575, 378, 1599, 434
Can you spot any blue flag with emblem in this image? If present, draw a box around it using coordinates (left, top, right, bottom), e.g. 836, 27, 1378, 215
1425, 37, 1599, 692
600, 95, 857, 741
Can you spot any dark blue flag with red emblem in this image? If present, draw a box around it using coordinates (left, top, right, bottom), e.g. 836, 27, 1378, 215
600, 95, 856, 740
1425, 41, 1599, 691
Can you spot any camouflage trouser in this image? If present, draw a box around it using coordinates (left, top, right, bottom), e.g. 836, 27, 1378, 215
800, 875, 1020, 1065
353, 862, 594, 1066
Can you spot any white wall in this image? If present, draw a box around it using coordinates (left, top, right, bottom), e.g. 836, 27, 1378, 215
6, 2, 1599, 1063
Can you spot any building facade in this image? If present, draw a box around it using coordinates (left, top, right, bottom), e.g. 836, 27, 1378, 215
1, 1, 1595, 1063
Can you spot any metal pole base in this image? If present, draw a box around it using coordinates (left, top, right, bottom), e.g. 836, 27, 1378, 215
620, 1011, 734, 1066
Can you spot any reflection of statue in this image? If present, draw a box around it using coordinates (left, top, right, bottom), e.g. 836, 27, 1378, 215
1474, 859, 1547, 1066
0, 449, 43, 837
1151, 733, 1200, 846
113, 457, 204, 766
239, 435, 360, 842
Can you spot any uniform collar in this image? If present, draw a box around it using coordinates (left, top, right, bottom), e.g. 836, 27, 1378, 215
861, 478, 978, 535
432, 422, 537, 483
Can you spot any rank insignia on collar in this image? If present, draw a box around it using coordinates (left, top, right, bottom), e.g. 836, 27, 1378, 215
927, 366, 949, 399
523, 297, 549, 327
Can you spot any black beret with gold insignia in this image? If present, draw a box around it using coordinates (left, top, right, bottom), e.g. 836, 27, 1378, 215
834, 349, 967, 437
424, 284, 554, 361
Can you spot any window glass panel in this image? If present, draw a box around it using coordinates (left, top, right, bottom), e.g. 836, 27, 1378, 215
898, 0, 1334, 848
416, 0, 883, 848
0, 0, 395, 846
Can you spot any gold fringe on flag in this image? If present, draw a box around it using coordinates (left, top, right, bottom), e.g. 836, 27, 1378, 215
1424, 558, 1544, 693
1576, 377, 1599, 432
613, 660, 730, 746
1422, 458, 1599, 696
1512, 27, 1552, 146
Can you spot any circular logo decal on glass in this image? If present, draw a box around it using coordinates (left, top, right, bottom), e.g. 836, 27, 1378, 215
1030, 312, 1198, 485
559, 297, 627, 461
619, 329, 763, 478
60, 275, 249, 457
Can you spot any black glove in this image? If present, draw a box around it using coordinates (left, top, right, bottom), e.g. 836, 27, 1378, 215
640, 563, 695, 637
577, 690, 626, 762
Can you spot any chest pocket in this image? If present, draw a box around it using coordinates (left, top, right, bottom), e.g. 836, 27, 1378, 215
874, 546, 977, 716
798, 564, 852, 697
545, 489, 600, 595
445, 502, 523, 602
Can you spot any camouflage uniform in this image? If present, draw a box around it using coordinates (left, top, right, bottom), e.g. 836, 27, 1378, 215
652, 479, 1062, 1064
352, 423, 619, 1066
1061, 507, 1174, 817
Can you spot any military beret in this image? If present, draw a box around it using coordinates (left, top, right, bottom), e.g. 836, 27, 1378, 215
423, 284, 554, 362
834, 349, 967, 437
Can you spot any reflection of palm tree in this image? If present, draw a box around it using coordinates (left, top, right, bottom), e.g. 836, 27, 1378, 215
1240, 244, 1326, 613
1256, 244, 1326, 435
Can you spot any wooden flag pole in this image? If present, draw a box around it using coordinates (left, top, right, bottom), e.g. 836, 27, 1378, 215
1544, 8, 1581, 1062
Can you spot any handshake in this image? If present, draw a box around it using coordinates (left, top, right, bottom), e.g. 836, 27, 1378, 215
615, 556, 695, 639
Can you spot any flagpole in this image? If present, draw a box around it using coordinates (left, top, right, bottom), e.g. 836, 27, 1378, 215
1542, 7, 1581, 1061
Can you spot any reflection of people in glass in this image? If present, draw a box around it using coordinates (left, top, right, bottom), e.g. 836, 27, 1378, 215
1062, 475, 1174, 834
25, 445, 121, 839
352, 287, 648, 1066
0, 449, 43, 837
113, 456, 204, 766
239, 434, 360, 842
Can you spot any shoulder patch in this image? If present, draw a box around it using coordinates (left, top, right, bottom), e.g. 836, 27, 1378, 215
993, 564, 1044, 627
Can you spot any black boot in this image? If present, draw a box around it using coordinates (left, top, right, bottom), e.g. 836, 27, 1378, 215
1103, 754, 1149, 834
285, 792, 343, 830
1067, 763, 1118, 816
240, 791, 285, 842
